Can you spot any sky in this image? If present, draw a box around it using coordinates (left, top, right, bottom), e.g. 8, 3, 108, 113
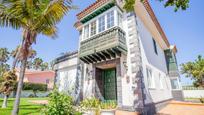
0, 0, 204, 85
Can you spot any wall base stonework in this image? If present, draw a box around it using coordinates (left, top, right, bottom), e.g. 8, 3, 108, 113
144, 99, 172, 115
172, 90, 184, 101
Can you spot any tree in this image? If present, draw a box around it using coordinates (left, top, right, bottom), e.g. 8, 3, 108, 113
0, 64, 10, 77
11, 46, 37, 69
0, 0, 73, 114
0, 70, 17, 108
41, 62, 49, 71
0, 48, 9, 64
0, 48, 10, 78
33, 57, 43, 70
123, 0, 189, 12
181, 55, 204, 87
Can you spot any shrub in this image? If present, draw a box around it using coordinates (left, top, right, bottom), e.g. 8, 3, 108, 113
43, 89, 81, 115
199, 97, 204, 103
28, 94, 35, 98
23, 82, 47, 97
23, 82, 47, 91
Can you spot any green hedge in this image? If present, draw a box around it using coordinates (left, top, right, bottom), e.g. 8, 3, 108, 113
23, 82, 47, 91
14, 82, 48, 91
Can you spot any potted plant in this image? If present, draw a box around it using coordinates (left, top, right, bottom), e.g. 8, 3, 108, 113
80, 97, 101, 115
100, 100, 117, 115
80, 98, 117, 115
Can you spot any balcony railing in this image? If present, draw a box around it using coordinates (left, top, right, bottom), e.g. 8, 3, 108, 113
79, 26, 127, 64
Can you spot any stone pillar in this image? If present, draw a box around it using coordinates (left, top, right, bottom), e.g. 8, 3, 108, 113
126, 12, 146, 114
116, 58, 123, 107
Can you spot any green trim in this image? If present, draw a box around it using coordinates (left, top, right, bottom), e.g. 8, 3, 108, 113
81, 2, 115, 24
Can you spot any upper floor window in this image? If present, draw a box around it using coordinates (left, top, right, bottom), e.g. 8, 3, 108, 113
98, 15, 105, 32
152, 38, 158, 55
118, 12, 122, 27
91, 20, 96, 36
84, 25, 89, 39
107, 11, 114, 28
146, 67, 155, 88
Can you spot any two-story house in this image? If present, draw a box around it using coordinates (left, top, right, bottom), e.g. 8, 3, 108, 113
54, 0, 183, 114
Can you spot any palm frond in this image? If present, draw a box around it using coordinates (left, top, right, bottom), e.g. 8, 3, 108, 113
0, 1, 28, 29
33, 0, 73, 31
0, 4, 21, 29
41, 26, 57, 38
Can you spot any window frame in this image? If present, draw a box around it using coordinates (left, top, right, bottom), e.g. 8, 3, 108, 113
170, 78, 180, 90
83, 24, 89, 40
159, 74, 164, 89
146, 67, 155, 89
90, 20, 97, 36
98, 15, 105, 33
107, 10, 115, 29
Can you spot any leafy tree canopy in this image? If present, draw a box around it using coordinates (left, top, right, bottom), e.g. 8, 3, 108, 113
123, 0, 189, 12
0, 48, 9, 63
181, 55, 204, 87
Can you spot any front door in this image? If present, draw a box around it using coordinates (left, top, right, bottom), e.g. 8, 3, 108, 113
103, 68, 117, 100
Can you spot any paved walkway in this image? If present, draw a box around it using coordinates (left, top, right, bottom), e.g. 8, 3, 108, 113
158, 101, 204, 115
29, 100, 48, 105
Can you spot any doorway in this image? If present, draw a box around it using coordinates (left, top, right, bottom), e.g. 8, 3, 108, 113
103, 68, 117, 101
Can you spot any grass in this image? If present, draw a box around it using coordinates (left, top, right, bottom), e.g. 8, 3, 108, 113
185, 98, 204, 103
0, 98, 47, 115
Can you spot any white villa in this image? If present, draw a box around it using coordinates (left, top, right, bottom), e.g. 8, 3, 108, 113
54, 0, 183, 114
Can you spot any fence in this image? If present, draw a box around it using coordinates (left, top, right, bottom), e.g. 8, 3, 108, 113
0, 90, 50, 98
182, 86, 204, 98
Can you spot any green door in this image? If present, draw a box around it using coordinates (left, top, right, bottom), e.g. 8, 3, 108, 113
103, 68, 117, 100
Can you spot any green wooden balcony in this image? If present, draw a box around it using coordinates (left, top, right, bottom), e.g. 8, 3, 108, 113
79, 26, 127, 64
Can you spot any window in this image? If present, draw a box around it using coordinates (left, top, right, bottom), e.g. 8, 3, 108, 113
146, 68, 155, 88
84, 25, 89, 39
159, 74, 164, 89
98, 15, 105, 32
170, 79, 180, 90
46, 79, 50, 84
107, 11, 114, 28
152, 38, 158, 55
90, 21, 96, 36
118, 12, 122, 27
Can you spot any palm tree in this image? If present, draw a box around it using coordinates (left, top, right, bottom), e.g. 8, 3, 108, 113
0, 0, 73, 114
33, 57, 43, 70
0, 48, 9, 65
11, 46, 37, 69
0, 70, 17, 108
0, 48, 10, 77
41, 62, 49, 71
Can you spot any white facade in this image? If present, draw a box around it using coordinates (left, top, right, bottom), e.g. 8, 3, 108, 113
137, 17, 172, 103
55, 0, 182, 114
54, 52, 78, 96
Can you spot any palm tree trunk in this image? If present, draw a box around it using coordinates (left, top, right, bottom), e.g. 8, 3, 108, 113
1, 95, 8, 108
12, 58, 27, 115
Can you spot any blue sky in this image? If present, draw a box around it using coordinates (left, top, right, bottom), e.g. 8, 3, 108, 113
0, 0, 203, 85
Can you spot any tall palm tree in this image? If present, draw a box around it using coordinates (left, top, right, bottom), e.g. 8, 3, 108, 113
0, 0, 73, 114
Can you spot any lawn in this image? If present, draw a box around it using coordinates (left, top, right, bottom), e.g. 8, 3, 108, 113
0, 98, 47, 115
